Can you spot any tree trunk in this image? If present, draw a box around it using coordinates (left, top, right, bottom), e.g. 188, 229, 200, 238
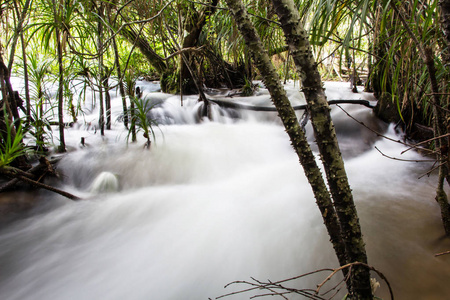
223, 0, 350, 292
97, 2, 105, 136
103, 73, 111, 130
55, 28, 66, 153
111, 35, 128, 128
178, 0, 218, 95
436, 163, 450, 235
107, 1, 128, 128
7, 0, 31, 71
440, 0, 450, 68
270, 1, 372, 298
120, 27, 168, 75
0, 55, 30, 169
20, 31, 31, 125
51, 0, 66, 153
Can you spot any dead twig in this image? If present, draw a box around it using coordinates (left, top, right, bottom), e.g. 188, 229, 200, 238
374, 146, 436, 163
316, 262, 394, 300
435, 250, 450, 257
214, 263, 393, 300
216, 269, 334, 299
401, 133, 450, 154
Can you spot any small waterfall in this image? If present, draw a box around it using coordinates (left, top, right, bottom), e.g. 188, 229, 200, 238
89, 172, 120, 193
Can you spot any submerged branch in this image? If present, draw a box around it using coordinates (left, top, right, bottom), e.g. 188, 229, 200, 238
11, 175, 81, 201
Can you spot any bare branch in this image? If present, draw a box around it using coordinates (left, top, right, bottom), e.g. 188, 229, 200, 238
163, 46, 205, 61
336, 104, 436, 155
401, 133, 450, 154
375, 146, 436, 163
214, 262, 393, 300
435, 250, 450, 257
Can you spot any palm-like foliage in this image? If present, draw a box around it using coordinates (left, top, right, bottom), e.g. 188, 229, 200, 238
127, 96, 158, 149
0, 117, 26, 168
1, 0, 447, 144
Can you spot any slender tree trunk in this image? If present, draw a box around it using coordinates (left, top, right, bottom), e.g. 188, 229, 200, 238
130, 88, 136, 143
8, 0, 31, 71
223, 0, 350, 292
107, 1, 128, 128
270, 1, 372, 298
97, 2, 105, 136
0, 60, 21, 129
0, 55, 29, 169
0, 58, 16, 127
20, 31, 31, 124
112, 36, 128, 128
10, 0, 31, 124
103, 73, 111, 130
55, 27, 66, 153
51, 0, 66, 153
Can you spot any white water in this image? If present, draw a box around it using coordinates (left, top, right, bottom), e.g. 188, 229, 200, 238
0, 81, 449, 300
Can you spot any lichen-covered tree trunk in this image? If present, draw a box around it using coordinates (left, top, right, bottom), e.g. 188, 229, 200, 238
224, 0, 349, 289
270, 0, 372, 298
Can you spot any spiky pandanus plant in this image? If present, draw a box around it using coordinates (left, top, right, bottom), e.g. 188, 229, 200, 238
27, 0, 77, 153
21, 54, 54, 152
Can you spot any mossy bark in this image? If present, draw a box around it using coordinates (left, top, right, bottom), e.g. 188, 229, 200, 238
224, 0, 348, 290
271, 0, 372, 298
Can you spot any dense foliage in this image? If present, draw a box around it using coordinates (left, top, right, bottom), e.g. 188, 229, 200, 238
0, 0, 448, 228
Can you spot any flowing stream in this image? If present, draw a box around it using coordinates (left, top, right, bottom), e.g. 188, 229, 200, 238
0, 81, 449, 300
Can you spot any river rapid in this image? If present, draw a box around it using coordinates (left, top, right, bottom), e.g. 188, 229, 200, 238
0, 81, 449, 300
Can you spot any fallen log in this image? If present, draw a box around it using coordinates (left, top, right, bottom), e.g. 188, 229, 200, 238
0, 156, 80, 200
207, 98, 375, 111
11, 174, 80, 201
